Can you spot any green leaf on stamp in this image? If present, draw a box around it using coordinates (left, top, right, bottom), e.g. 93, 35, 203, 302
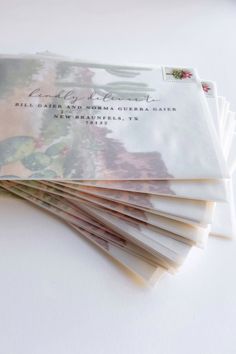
29, 169, 57, 178
0, 136, 35, 166
22, 152, 51, 171
45, 141, 68, 156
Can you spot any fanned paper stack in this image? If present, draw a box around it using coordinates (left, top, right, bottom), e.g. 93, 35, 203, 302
0, 53, 235, 284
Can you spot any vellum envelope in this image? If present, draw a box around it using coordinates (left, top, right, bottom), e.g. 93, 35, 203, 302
42, 181, 213, 225
0, 55, 228, 180
55, 178, 228, 202
62, 81, 228, 201
12, 179, 210, 243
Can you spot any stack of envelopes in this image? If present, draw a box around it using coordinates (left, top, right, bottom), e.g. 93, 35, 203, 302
0, 54, 235, 284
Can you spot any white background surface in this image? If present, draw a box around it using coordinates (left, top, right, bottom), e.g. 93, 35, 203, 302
0, 1, 236, 353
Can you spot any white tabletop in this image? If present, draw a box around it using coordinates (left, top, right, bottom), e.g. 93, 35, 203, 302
1, 1, 236, 353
